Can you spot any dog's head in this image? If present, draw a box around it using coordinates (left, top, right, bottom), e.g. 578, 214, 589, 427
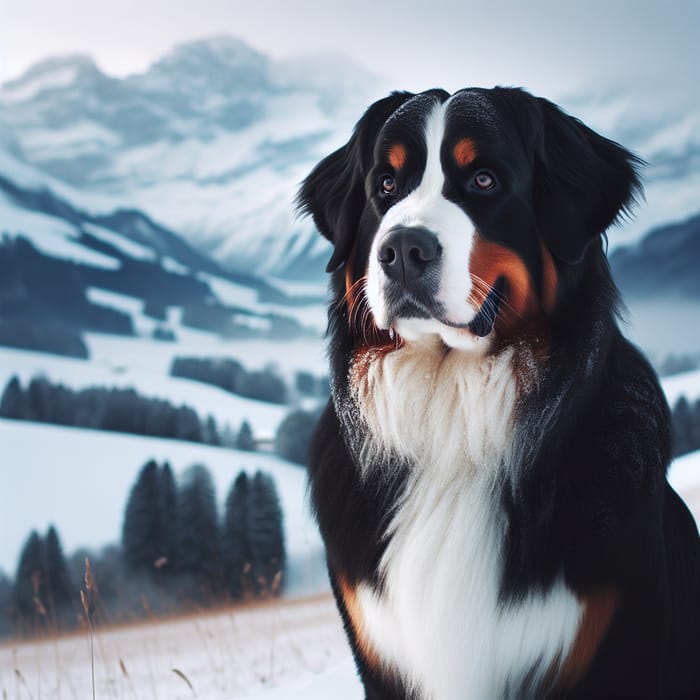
298, 87, 642, 352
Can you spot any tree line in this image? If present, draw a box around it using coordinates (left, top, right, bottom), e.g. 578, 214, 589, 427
170, 356, 329, 405
0, 373, 324, 465
1, 461, 285, 638
672, 395, 700, 458
0, 375, 214, 443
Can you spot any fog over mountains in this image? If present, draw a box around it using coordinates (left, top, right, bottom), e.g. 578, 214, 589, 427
0, 35, 698, 283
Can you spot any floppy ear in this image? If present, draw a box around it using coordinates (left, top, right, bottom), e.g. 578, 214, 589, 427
533, 97, 643, 264
296, 91, 414, 272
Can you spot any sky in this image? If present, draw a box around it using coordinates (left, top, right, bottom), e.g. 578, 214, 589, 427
1, 0, 698, 101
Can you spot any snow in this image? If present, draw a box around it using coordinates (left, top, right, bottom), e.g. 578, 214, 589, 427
84, 332, 326, 383
0, 596, 358, 700
86, 286, 146, 316
162, 255, 192, 274
668, 449, 700, 527
0, 420, 327, 597
83, 222, 155, 260
0, 145, 119, 215
0, 345, 289, 437
203, 273, 260, 308
661, 368, 700, 407
0, 192, 120, 269
241, 659, 361, 699
19, 120, 121, 160
203, 274, 327, 333
0, 64, 79, 103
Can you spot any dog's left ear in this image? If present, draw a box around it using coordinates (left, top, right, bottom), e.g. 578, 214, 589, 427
297, 91, 414, 272
533, 97, 644, 264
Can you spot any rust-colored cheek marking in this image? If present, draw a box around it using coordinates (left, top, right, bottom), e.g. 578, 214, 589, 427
345, 260, 358, 319
468, 234, 538, 328
337, 574, 381, 672
454, 137, 478, 167
387, 143, 407, 171
558, 589, 618, 688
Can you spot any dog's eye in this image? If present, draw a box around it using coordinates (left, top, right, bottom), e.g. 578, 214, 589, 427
472, 170, 497, 191
380, 175, 397, 195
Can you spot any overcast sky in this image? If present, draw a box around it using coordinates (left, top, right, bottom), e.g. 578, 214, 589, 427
1, 0, 698, 101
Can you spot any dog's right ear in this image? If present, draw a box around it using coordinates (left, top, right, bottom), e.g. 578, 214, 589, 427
296, 91, 414, 273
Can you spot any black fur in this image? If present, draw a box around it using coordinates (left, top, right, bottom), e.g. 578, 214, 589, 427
298, 87, 700, 699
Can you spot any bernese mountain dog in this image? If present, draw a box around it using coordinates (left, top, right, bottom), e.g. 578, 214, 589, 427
297, 87, 700, 699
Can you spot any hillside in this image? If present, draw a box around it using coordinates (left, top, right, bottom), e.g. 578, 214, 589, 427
0, 145, 328, 360
610, 211, 700, 299
609, 211, 700, 358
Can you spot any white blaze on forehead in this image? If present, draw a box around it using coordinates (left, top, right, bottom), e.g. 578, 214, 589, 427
366, 98, 480, 344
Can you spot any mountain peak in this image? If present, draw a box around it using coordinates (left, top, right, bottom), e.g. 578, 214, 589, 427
1, 54, 103, 102
150, 35, 268, 77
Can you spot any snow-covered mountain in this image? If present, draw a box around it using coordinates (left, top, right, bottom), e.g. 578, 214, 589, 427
0, 138, 329, 363
1, 36, 699, 278
559, 85, 700, 250
0, 37, 383, 278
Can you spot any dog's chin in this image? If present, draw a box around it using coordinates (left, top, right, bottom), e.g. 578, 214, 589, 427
394, 316, 492, 352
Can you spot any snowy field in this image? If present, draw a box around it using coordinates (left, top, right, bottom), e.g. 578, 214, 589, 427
0, 595, 362, 700
2, 336, 699, 578
0, 420, 328, 596
2, 329, 700, 699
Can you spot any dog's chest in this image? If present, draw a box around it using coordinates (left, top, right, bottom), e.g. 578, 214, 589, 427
346, 343, 583, 699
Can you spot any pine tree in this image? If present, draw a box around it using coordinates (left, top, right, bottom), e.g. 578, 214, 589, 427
13, 530, 45, 624
204, 415, 220, 446
0, 570, 13, 638
26, 376, 53, 422
175, 406, 203, 442
672, 396, 692, 456
692, 400, 700, 453
235, 420, 256, 451
122, 460, 161, 572
221, 471, 252, 599
43, 525, 73, 625
175, 465, 221, 598
157, 463, 178, 570
274, 408, 321, 465
0, 375, 24, 419
248, 471, 285, 596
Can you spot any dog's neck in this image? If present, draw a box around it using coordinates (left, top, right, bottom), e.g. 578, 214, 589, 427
341, 337, 531, 483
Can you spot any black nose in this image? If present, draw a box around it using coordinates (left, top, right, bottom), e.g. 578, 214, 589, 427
378, 226, 441, 284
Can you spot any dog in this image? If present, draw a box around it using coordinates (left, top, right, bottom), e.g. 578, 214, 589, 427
297, 87, 700, 699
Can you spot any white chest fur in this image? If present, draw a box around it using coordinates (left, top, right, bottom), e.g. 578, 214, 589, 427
346, 339, 583, 699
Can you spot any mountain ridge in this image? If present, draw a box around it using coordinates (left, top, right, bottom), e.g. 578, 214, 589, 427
1, 35, 698, 279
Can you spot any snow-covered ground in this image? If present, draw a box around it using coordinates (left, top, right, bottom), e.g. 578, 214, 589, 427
2, 331, 699, 699
667, 449, 700, 526
0, 420, 328, 596
0, 595, 361, 700
0, 190, 120, 270
660, 367, 700, 408
0, 330, 326, 439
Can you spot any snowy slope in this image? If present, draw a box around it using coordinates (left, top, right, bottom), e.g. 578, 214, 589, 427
0, 189, 120, 269
0, 419, 328, 597
661, 368, 700, 407
668, 449, 700, 527
0, 595, 357, 700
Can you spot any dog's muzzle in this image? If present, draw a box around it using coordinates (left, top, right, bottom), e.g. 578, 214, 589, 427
377, 226, 444, 319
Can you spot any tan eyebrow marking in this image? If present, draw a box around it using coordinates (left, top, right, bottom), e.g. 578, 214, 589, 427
387, 143, 407, 170
454, 137, 478, 167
